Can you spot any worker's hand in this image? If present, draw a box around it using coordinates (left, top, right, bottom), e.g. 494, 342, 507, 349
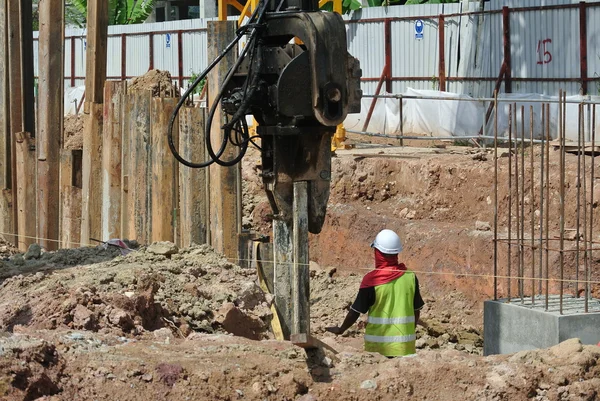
325, 326, 343, 335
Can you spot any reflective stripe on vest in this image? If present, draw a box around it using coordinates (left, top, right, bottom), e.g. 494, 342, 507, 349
364, 272, 416, 357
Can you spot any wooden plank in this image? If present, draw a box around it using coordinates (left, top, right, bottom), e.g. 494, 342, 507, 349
59, 149, 82, 248
120, 90, 132, 239
37, 0, 64, 250
18, 0, 35, 136
207, 21, 241, 258
80, 102, 103, 246
0, 0, 13, 244
129, 90, 152, 243
101, 81, 123, 240
150, 97, 179, 242
84, 0, 108, 106
178, 106, 207, 247
6, 0, 21, 244
292, 181, 310, 336
15, 132, 35, 251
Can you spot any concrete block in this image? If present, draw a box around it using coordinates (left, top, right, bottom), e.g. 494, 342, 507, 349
484, 295, 600, 355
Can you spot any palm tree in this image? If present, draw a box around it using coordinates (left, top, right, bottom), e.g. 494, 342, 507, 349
71, 0, 155, 25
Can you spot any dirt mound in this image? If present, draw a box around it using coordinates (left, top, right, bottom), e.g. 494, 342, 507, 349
0, 331, 598, 400
63, 113, 85, 150
128, 70, 176, 97
0, 243, 273, 340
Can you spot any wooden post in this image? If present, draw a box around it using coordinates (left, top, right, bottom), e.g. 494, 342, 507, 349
37, 0, 64, 251
80, 103, 103, 244
6, 0, 22, 244
81, 0, 108, 246
127, 90, 152, 243
207, 20, 241, 258
0, 0, 13, 244
59, 149, 82, 248
150, 97, 179, 242
19, 0, 35, 136
120, 89, 132, 239
178, 107, 208, 247
101, 81, 124, 240
15, 132, 35, 251
292, 181, 309, 336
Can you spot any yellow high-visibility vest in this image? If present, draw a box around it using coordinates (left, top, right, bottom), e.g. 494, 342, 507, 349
364, 272, 417, 357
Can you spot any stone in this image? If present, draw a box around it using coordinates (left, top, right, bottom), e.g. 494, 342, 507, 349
108, 308, 134, 331
475, 221, 491, 231
215, 303, 265, 340
147, 241, 179, 257
550, 338, 583, 359
72, 305, 95, 330
24, 243, 42, 260
297, 394, 317, 401
236, 282, 264, 310
360, 379, 378, 390
141, 374, 153, 382
153, 328, 175, 342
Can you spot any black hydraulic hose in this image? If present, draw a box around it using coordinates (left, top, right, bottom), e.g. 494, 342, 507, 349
204, 1, 269, 167
203, 32, 260, 166
166, 5, 261, 168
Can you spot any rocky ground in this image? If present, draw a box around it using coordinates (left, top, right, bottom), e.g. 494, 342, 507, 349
1, 137, 599, 400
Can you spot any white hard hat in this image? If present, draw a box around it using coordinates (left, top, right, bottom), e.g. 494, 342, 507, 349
371, 229, 403, 254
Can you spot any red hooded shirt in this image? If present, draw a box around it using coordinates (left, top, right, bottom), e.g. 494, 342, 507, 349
359, 249, 407, 289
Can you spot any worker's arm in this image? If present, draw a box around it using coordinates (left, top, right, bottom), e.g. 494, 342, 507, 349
326, 309, 360, 335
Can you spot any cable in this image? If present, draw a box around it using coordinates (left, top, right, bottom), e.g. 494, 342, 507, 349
167, 3, 263, 168
204, 1, 268, 167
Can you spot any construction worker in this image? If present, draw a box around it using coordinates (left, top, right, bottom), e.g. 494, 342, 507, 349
326, 229, 424, 357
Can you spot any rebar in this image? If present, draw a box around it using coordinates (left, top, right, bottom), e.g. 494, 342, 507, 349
493, 92, 498, 301
588, 105, 596, 312
520, 105, 526, 303
582, 103, 588, 304
576, 104, 582, 298
545, 103, 550, 311
538, 103, 545, 297
559, 91, 566, 315
530, 105, 535, 304
508, 104, 513, 300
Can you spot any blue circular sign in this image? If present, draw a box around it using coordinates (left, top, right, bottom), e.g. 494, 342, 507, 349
415, 20, 424, 34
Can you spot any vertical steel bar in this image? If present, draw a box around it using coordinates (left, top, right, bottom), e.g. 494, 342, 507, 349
545, 102, 550, 310
438, 15, 446, 92
577, 102, 591, 298
520, 105, 525, 302
576, 104, 582, 297
560, 91, 566, 314
588, 104, 595, 312
70, 36, 76, 87
514, 102, 520, 303
384, 19, 393, 93
539, 103, 545, 296
494, 92, 498, 300
508, 104, 513, 300
149, 32, 154, 71
530, 105, 535, 303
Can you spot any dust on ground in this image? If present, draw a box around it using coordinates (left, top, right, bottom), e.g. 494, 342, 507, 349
63, 113, 85, 150
128, 69, 176, 97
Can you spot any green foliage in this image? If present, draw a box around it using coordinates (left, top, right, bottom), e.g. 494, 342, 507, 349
405, 0, 459, 4
319, 0, 362, 14
72, 0, 155, 25
188, 71, 207, 95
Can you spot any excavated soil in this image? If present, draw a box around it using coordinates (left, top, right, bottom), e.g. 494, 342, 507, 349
1, 141, 599, 400
63, 114, 85, 150
128, 69, 176, 97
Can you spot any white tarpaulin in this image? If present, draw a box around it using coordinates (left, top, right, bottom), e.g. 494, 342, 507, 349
64, 86, 85, 115
345, 88, 600, 141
